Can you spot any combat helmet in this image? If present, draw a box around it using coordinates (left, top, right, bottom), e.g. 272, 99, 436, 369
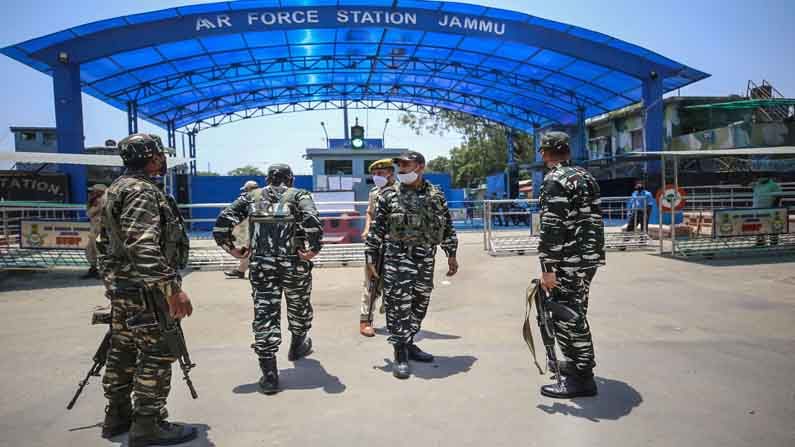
267, 163, 294, 186
119, 133, 165, 167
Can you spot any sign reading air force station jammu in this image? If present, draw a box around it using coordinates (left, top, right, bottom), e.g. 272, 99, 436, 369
195, 8, 508, 36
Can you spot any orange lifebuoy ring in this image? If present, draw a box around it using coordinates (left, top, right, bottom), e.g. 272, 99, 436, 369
656, 185, 687, 212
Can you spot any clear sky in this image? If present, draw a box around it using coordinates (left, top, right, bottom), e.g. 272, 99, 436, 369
1, 0, 794, 174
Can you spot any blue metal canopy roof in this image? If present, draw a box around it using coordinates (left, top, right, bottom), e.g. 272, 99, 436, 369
2, 0, 709, 134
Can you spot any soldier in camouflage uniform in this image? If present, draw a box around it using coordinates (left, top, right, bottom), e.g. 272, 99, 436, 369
213, 164, 323, 394
365, 151, 459, 380
537, 131, 605, 398
359, 158, 396, 337
96, 133, 197, 446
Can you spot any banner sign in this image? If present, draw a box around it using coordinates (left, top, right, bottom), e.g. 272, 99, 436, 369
0, 172, 69, 202
20, 220, 92, 249
713, 208, 789, 238
195, 8, 509, 37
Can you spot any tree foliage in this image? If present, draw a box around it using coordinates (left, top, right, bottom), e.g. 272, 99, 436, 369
195, 171, 220, 176
228, 165, 266, 176
426, 156, 451, 173
400, 111, 534, 188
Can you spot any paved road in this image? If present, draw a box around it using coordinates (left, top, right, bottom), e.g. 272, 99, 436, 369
1, 233, 794, 447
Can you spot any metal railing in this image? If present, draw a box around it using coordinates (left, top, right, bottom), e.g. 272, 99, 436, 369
680, 182, 795, 211
0, 201, 373, 270
5, 190, 792, 268
482, 197, 651, 256
0, 203, 85, 247
0, 199, 491, 270
654, 183, 795, 259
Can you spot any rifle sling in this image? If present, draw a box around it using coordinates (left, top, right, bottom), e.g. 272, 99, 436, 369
523, 281, 546, 375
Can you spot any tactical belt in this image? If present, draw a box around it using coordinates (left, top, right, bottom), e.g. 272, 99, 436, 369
386, 240, 436, 259
388, 235, 418, 242
110, 284, 144, 295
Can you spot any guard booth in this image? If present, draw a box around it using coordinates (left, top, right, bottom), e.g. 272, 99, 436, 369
619, 147, 795, 259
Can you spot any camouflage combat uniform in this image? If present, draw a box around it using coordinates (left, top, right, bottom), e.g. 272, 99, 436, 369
538, 160, 605, 372
365, 180, 458, 345
97, 172, 189, 417
360, 184, 394, 321
213, 185, 323, 359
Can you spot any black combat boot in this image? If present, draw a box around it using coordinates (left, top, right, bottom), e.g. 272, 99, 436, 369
101, 400, 132, 439
128, 415, 197, 447
393, 343, 411, 380
258, 357, 280, 395
287, 334, 312, 361
407, 342, 434, 363
540, 368, 598, 399
224, 270, 245, 279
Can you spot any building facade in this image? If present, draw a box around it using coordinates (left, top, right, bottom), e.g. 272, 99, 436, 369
583, 94, 795, 181
10, 126, 59, 172
305, 138, 405, 192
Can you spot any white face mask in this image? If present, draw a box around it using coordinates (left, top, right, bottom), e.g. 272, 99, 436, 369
372, 175, 389, 188
397, 171, 418, 184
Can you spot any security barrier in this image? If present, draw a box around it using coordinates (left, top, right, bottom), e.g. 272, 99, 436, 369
482, 197, 650, 256
668, 185, 795, 259
672, 207, 795, 259
1, 203, 85, 248
7, 195, 789, 269
1, 201, 370, 271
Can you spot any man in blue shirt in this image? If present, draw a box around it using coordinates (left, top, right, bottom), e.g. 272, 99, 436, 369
513, 192, 531, 226
627, 180, 654, 232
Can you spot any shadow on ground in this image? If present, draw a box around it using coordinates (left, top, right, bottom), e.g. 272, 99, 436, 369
536, 376, 642, 422
232, 358, 346, 395
376, 355, 477, 380
0, 270, 195, 292
371, 328, 461, 342
1, 270, 100, 291
414, 330, 462, 342
69, 422, 216, 446
658, 253, 795, 267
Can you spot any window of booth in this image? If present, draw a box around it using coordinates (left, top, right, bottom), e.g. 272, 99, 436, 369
324, 160, 353, 176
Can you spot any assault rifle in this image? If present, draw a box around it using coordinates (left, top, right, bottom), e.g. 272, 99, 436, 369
523, 280, 580, 388
127, 286, 198, 399
365, 246, 386, 323
66, 311, 112, 410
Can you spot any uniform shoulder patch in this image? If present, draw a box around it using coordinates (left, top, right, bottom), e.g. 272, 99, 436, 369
289, 187, 312, 200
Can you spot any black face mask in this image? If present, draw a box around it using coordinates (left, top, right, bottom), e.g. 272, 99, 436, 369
635, 186, 643, 191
